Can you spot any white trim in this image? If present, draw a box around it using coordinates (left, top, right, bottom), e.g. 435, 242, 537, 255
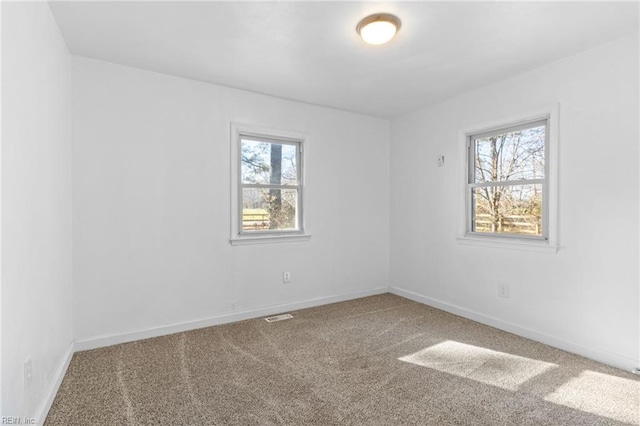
458, 104, 560, 251
456, 236, 559, 253
34, 287, 640, 421
230, 233, 311, 246
389, 286, 638, 372
74, 287, 387, 352
470, 178, 545, 188
230, 122, 310, 244
471, 118, 548, 141
35, 342, 74, 426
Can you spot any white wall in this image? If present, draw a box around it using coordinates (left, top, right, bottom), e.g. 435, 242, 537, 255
390, 35, 639, 369
72, 57, 390, 342
1, 1, 73, 420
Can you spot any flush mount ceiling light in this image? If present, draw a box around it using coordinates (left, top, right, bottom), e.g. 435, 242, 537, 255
357, 13, 401, 45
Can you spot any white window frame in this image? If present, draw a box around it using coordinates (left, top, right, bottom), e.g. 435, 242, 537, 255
457, 105, 560, 253
230, 122, 311, 246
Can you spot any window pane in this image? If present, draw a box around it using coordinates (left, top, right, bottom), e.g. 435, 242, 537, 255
472, 184, 542, 236
474, 125, 545, 183
242, 188, 298, 231
241, 139, 298, 185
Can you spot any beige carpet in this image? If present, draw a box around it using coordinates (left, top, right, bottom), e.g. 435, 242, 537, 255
46, 294, 640, 425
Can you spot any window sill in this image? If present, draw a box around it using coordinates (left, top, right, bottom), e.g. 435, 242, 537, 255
230, 234, 312, 246
456, 235, 559, 254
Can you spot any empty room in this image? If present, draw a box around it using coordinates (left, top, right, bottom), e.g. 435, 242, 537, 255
1, 1, 639, 425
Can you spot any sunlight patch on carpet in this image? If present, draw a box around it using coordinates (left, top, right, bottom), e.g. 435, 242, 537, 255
544, 370, 640, 423
398, 340, 556, 391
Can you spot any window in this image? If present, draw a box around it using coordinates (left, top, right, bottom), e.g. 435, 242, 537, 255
240, 137, 301, 232
468, 120, 547, 238
460, 106, 559, 252
230, 123, 309, 245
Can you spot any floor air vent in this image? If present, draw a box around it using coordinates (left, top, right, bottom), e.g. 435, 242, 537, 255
265, 313, 293, 323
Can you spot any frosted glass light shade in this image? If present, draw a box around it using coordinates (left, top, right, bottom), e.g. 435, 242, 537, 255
357, 14, 401, 45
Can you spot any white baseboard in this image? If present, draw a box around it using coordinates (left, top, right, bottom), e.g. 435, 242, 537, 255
35, 342, 74, 426
39, 285, 637, 425
75, 287, 388, 352
389, 286, 639, 372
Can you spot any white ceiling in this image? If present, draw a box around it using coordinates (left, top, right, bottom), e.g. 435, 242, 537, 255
49, 1, 638, 118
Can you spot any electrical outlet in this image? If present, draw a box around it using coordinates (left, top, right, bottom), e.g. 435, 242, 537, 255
24, 358, 32, 391
283, 271, 291, 284
498, 283, 510, 298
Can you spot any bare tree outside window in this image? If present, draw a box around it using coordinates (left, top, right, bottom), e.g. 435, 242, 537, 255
240, 138, 299, 232
469, 121, 546, 237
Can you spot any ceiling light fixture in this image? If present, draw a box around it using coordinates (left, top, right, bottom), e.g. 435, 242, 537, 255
357, 13, 401, 45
